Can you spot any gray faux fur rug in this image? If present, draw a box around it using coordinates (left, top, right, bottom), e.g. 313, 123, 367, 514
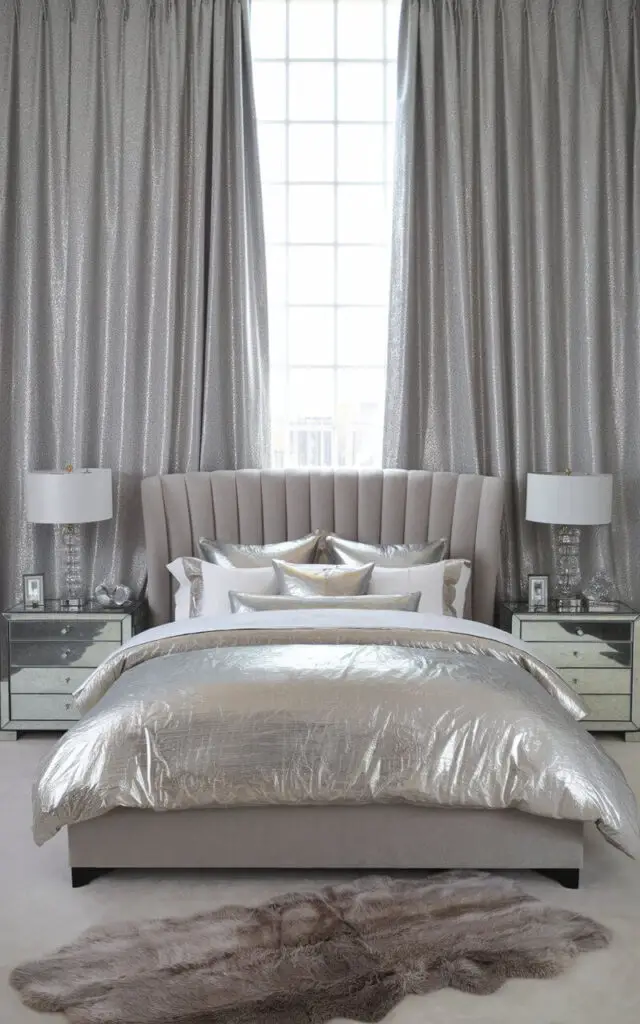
11, 872, 610, 1024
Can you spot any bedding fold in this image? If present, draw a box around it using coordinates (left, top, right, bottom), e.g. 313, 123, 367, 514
31, 611, 640, 855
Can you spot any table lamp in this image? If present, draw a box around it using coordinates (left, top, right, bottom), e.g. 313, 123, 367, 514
25, 468, 113, 610
525, 471, 612, 612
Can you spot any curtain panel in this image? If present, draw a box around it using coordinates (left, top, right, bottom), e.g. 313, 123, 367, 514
0, 0, 269, 608
384, 0, 639, 604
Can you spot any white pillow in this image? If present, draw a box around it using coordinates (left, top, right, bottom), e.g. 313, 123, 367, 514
167, 557, 276, 620
369, 559, 472, 618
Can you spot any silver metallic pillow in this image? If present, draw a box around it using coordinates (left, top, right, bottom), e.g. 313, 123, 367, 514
229, 592, 421, 614
323, 534, 448, 567
273, 559, 374, 597
198, 531, 322, 569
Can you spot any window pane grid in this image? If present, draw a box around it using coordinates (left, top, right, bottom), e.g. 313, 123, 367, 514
256, 57, 398, 61
332, 0, 339, 394
273, 242, 390, 248
253, 0, 400, 468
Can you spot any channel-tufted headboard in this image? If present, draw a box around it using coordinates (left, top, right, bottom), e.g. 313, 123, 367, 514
141, 469, 505, 627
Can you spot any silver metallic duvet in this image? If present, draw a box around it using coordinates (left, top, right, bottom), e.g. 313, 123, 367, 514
32, 610, 640, 854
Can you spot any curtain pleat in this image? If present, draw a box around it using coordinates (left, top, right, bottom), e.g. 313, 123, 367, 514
201, 0, 269, 468
384, 0, 640, 605
0, 0, 269, 607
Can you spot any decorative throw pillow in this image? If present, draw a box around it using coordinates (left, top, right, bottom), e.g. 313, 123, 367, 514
228, 592, 422, 614
198, 531, 322, 569
369, 559, 472, 618
273, 559, 374, 597
167, 558, 276, 619
323, 534, 448, 567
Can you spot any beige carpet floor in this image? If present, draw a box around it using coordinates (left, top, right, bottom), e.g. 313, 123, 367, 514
1, 735, 639, 1024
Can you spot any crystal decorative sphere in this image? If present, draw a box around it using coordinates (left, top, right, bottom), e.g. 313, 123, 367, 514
583, 572, 616, 603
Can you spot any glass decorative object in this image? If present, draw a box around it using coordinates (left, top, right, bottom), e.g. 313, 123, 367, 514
583, 571, 615, 604
582, 571, 619, 611
94, 583, 133, 608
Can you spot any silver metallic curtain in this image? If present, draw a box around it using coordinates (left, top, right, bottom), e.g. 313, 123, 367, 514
0, 0, 269, 607
384, 0, 640, 605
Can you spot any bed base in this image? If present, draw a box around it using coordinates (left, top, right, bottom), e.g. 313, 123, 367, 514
70, 866, 580, 889
68, 804, 584, 889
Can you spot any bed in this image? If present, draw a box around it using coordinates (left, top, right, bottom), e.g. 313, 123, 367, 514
42, 470, 638, 886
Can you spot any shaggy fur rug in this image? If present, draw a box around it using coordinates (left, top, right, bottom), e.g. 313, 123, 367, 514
11, 872, 609, 1024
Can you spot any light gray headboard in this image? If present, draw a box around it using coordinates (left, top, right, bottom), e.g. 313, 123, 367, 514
141, 469, 505, 627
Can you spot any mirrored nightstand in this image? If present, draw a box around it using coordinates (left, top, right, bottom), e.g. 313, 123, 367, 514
500, 601, 640, 740
1, 598, 147, 739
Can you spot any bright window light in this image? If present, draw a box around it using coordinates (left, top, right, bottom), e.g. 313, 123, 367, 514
251, 0, 401, 468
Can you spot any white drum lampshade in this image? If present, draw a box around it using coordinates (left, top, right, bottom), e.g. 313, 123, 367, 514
25, 469, 113, 524
525, 473, 612, 526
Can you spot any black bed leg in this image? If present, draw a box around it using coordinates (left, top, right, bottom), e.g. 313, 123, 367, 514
71, 867, 109, 888
538, 868, 580, 889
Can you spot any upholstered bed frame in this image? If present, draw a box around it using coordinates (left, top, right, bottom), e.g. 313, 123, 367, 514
141, 469, 505, 626
68, 469, 584, 888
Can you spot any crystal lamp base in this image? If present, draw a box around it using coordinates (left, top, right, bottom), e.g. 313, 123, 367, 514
61, 524, 86, 610
554, 524, 582, 597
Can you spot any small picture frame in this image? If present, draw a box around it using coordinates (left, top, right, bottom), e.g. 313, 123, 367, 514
23, 573, 45, 609
528, 574, 549, 613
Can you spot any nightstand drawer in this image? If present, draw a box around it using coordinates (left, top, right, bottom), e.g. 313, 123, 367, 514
11, 641, 120, 668
10, 619, 121, 643
11, 693, 80, 721
558, 668, 632, 695
529, 641, 631, 670
583, 695, 631, 722
521, 620, 632, 644
9, 667, 90, 694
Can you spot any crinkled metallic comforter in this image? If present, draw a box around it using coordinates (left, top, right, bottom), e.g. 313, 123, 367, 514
32, 610, 640, 854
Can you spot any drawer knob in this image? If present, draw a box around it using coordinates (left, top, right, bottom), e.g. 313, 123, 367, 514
60, 625, 71, 635
576, 628, 584, 637
64, 701, 73, 711
573, 651, 582, 659
60, 648, 71, 660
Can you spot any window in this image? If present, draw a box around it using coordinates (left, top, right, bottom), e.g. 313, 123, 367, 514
251, 0, 401, 467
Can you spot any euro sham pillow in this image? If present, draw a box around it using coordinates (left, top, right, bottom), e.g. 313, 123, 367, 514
273, 559, 374, 597
368, 559, 472, 618
167, 558, 276, 620
198, 531, 322, 568
323, 535, 448, 567
229, 592, 422, 614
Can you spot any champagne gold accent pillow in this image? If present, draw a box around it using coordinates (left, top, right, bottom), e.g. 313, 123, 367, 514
229, 592, 422, 614
323, 535, 448, 567
273, 559, 374, 597
198, 531, 322, 569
